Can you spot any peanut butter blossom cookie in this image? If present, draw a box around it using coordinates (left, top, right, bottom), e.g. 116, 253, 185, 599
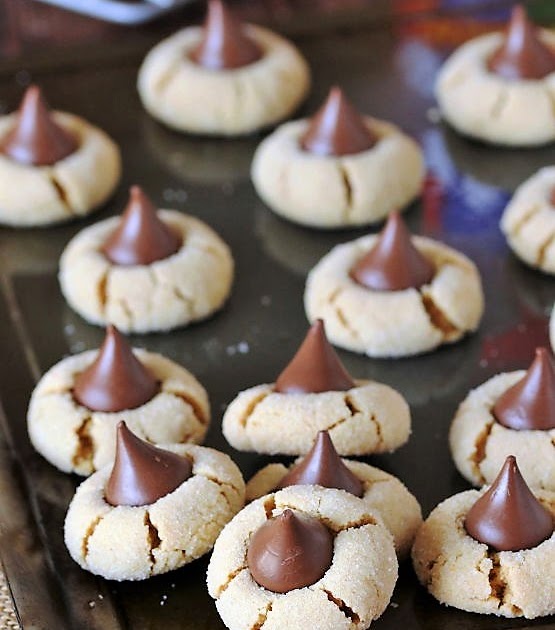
59, 186, 233, 333
501, 167, 555, 274
436, 5, 555, 147
252, 86, 424, 228
0, 85, 120, 227
65, 422, 245, 581
450, 347, 555, 490
246, 430, 422, 558
222, 319, 411, 455
138, 0, 309, 136
28, 325, 210, 475
207, 485, 398, 630
305, 213, 484, 357
412, 456, 555, 618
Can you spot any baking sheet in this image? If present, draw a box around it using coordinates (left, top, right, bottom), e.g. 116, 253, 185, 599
0, 2, 554, 628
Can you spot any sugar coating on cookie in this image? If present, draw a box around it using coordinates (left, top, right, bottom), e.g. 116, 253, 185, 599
207, 486, 398, 630
222, 379, 411, 455
0, 87, 121, 227
28, 348, 210, 475
412, 489, 555, 618
436, 24, 555, 146
449, 371, 555, 490
501, 166, 555, 273
59, 210, 233, 333
246, 458, 422, 559
64, 443, 245, 581
305, 234, 483, 358
251, 114, 424, 229
137, 20, 309, 136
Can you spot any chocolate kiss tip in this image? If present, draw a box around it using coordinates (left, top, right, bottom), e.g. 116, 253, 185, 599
73, 325, 159, 413
246, 509, 334, 593
190, 0, 261, 70
274, 319, 355, 394
105, 421, 192, 507
300, 86, 377, 157
465, 456, 552, 552
488, 4, 555, 81
493, 347, 555, 431
350, 213, 435, 292
0, 85, 77, 166
278, 430, 364, 497
102, 186, 180, 266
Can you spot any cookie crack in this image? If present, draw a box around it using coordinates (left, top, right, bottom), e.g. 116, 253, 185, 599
153, 56, 182, 95
505, 203, 540, 238
537, 231, 555, 267
420, 292, 459, 339
240, 391, 271, 428
215, 566, 248, 598
166, 390, 208, 426
338, 164, 354, 221
251, 602, 272, 630
317, 514, 376, 534
263, 496, 276, 520
490, 89, 508, 121
322, 589, 360, 624
82, 515, 103, 561
144, 511, 161, 574
116, 296, 134, 329
72, 415, 94, 471
170, 285, 195, 317
471, 420, 494, 484
486, 551, 508, 609
368, 413, 384, 450
97, 270, 109, 315
344, 395, 359, 416
48, 173, 73, 215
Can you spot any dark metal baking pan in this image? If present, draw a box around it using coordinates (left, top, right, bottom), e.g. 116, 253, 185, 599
0, 1, 554, 628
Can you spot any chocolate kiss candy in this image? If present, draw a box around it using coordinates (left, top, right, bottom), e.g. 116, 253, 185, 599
493, 348, 555, 431
247, 509, 334, 593
275, 319, 355, 394
488, 5, 555, 80
277, 431, 364, 497
190, 0, 262, 70
105, 421, 192, 507
465, 456, 552, 552
73, 325, 159, 413
300, 86, 377, 157
102, 186, 181, 266
350, 213, 435, 291
0, 85, 77, 166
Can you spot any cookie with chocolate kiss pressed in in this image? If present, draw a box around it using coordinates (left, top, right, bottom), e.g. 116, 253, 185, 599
501, 166, 555, 274
207, 485, 397, 630
64, 422, 245, 581
0, 85, 121, 227
222, 320, 411, 455
59, 186, 234, 333
450, 347, 555, 490
412, 456, 555, 618
28, 326, 210, 476
138, 0, 309, 136
252, 86, 425, 228
304, 213, 484, 358
246, 430, 422, 558
436, 5, 555, 146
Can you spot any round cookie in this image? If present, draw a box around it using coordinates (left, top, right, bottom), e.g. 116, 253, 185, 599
500, 166, 555, 273
28, 326, 210, 476
207, 485, 398, 630
59, 187, 233, 334
222, 320, 411, 455
412, 458, 555, 619
435, 6, 555, 147
65, 423, 245, 581
304, 213, 484, 358
245, 431, 422, 559
251, 87, 424, 229
137, 0, 310, 136
0, 85, 120, 227
449, 349, 555, 490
